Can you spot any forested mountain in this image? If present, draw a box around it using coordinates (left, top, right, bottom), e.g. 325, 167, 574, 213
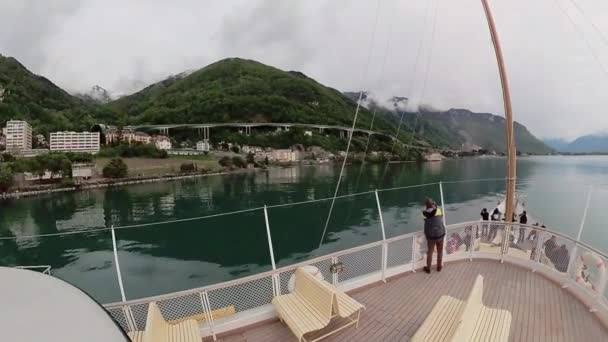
1, 54, 552, 154
109, 58, 403, 137
0, 54, 116, 135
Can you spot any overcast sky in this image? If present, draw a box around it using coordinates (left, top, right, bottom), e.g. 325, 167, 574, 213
2, 0, 608, 140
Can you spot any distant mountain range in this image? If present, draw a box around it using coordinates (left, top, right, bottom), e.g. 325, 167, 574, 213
0, 53, 553, 154
544, 134, 608, 153
344, 92, 552, 154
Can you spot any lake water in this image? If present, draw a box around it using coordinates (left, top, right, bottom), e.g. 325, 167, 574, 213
1, 156, 607, 303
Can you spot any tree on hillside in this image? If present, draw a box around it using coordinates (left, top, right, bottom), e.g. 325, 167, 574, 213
0, 164, 14, 192
103, 158, 128, 179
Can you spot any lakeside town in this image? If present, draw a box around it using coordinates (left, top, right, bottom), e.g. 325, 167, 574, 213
1, 119, 448, 197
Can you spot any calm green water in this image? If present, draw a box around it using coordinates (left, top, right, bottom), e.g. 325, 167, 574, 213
1, 156, 607, 303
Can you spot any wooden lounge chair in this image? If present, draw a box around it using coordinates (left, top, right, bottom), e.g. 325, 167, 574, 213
128, 302, 201, 342
411, 275, 511, 342
272, 268, 364, 342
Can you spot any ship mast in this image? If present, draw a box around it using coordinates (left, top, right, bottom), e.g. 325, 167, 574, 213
481, 0, 516, 223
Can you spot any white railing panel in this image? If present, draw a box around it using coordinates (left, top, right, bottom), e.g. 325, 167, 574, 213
445, 224, 475, 257
387, 236, 413, 269
536, 230, 575, 275
569, 244, 608, 298
156, 292, 208, 324
106, 307, 131, 332
207, 275, 274, 322
129, 302, 150, 331
503, 225, 535, 261
338, 245, 383, 283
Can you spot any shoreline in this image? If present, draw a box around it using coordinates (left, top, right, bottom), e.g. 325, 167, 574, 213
0, 168, 264, 200
0, 155, 522, 200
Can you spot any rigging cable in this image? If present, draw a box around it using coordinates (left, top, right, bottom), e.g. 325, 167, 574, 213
568, 0, 608, 49
378, 0, 439, 189
350, 0, 397, 196
552, 0, 608, 78
317, 0, 383, 250
398, 0, 438, 150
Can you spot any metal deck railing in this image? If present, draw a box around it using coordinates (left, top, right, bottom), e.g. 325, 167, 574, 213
103, 222, 608, 340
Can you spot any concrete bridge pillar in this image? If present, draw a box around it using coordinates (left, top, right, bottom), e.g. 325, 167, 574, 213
246, 126, 251, 136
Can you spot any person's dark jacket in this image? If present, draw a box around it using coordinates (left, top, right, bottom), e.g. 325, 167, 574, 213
423, 207, 446, 240
552, 247, 569, 272
480, 210, 489, 221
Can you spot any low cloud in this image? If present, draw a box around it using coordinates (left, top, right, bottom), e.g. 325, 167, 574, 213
1, 0, 608, 140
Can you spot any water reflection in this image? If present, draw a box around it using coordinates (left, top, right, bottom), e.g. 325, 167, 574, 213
1, 157, 607, 302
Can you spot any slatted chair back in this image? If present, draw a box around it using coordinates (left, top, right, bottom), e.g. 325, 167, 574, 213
294, 268, 335, 323
143, 302, 168, 342
451, 275, 484, 341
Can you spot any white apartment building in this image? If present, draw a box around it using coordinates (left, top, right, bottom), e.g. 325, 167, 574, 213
50, 131, 100, 153
5, 120, 32, 150
196, 140, 210, 152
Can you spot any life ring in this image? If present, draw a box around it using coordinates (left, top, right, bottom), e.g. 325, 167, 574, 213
575, 252, 606, 292
287, 265, 324, 292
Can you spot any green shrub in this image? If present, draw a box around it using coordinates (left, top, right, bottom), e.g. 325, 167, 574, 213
102, 158, 128, 178
0, 164, 14, 192
99, 143, 168, 159
232, 156, 246, 168
180, 162, 197, 173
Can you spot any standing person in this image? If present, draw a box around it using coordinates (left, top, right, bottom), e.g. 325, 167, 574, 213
480, 208, 489, 236
423, 199, 446, 273
518, 210, 528, 243
489, 208, 501, 242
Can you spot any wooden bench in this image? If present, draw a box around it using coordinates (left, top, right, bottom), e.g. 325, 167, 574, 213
127, 302, 201, 342
272, 268, 364, 342
411, 275, 511, 342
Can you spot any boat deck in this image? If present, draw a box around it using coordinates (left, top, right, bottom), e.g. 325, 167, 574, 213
213, 260, 608, 342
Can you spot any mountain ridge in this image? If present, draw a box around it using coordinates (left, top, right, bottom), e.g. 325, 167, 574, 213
544, 134, 608, 153
344, 92, 552, 154
1, 54, 551, 154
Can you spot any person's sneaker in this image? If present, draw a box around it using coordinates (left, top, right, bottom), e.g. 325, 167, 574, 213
437, 265, 443, 272
423, 266, 431, 274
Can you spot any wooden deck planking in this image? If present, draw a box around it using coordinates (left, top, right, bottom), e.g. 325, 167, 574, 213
211, 260, 608, 342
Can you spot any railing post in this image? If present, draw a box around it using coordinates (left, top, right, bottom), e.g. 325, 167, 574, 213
469, 223, 475, 261
501, 222, 510, 263
375, 190, 388, 283
263, 205, 280, 296
111, 225, 127, 302
439, 182, 448, 259
123, 306, 137, 332
411, 235, 418, 273
439, 181, 447, 226
200, 291, 217, 341
332, 256, 339, 286
567, 186, 593, 277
